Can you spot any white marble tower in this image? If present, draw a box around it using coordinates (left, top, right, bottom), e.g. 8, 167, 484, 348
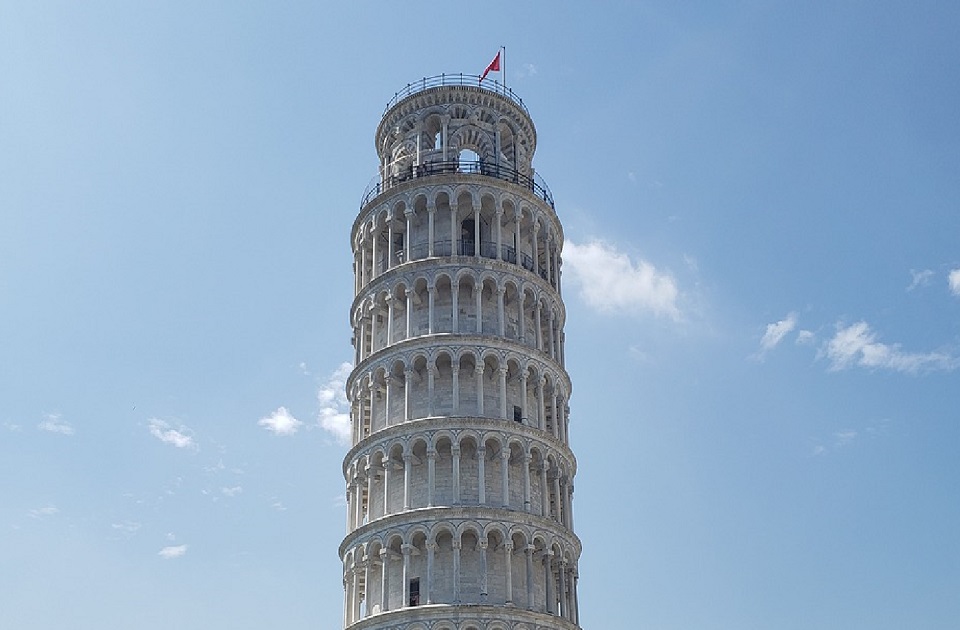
341, 74, 581, 630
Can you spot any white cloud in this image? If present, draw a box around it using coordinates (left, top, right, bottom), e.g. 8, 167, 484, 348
38, 413, 73, 435
258, 406, 302, 436
111, 521, 142, 537
907, 269, 934, 291
759, 312, 798, 354
822, 321, 958, 374
834, 430, 858, 447
28, 505, 59, 518
949, 268, 960, 296
148, 419, 197, 450
4, 421, 22, 431
796, 330, 816, 345
562, 240, 680, 319
158, 544, 188, 559
318, 362, 353, 446
221, 486, 243, 497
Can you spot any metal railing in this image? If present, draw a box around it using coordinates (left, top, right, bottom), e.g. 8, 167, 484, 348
376, 239, 549, 282
360, 160, 554, 210
383, 74, 530, 117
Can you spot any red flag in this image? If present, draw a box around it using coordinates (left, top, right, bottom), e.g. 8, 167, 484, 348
481, 51, 501, 81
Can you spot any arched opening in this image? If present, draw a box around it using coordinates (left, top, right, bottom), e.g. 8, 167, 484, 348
458, 148, 480, 172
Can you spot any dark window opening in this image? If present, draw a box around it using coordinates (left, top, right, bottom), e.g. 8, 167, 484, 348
514, 406, 523, 422
409, 578, 420, 607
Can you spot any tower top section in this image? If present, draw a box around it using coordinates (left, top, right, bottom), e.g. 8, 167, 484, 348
374, 74, 539, 181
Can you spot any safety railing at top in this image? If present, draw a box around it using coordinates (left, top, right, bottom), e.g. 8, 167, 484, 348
360, 160, 554, 210
383, 74, 530, 117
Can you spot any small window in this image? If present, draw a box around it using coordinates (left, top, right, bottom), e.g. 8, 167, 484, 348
409, 578, 420, 607
513, 406, 522, 423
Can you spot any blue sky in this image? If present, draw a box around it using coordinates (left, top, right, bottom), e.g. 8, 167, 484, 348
2, 2, 959, 628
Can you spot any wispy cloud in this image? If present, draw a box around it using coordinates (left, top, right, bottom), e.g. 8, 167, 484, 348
148, 419, 197, 450
28, 505, 59, 518
758, 312, 798, 356
949, 268, 960, 296
563, 239, 680, 319
796, 330, 816, 345
221, 486, 243, 497
111, 521, 142, 537
158, 544, 188, 559
821, 321, 957, 374
318, 362, 352, 446
38, 413, 73, 435
258, 406, 303, 436
907, 269, 934, 291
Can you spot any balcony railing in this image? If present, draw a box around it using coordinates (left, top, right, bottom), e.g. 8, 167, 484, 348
383, 74, 530, 117
377, 239, 549, 283
360, 160, 554, 210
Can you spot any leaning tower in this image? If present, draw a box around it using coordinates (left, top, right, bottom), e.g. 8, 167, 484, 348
341, 74, 581, 630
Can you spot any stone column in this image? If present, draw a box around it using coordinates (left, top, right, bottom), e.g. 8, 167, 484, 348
451, 280, 459, 332
405, 287, 413, 339
345, 483, 354, 532
387, 216, 394, 270
504, 542, 514, 605
452, 540, 461, 603
426, 449, 436, 507
363, 556, 372, 619
404, 208, 413, 262
371, 222, 378, 279
425, 541, 436, 604
382, 461, 391, 516
403, 368, 413, 422
475, 364, 484, 416
452, 444, 461, 504
342, 576, 349, 628
538, 377, 546, 432
367, 379, 376, 432
379, 550, 390, 612
352, 565, 361, 621
553, 473, 562, 523
495, 207, 503, 259
514, 210, 522, 266
479, 539, 488, 602
520, 373, 528, 423
474, 284, 482, 333
523, 453, 532, 512
501, 449, 510, 508
427, 364, 436, 416
383, 375, 392, 427
427, 205, 435, 256
544, 552, 555, 614
401, 544, 412, 607
427, 284, 435, 334
365, 463, 375, 522
525, 545, 535, 610
534, 300, 542, 351
498, 367, 508, 419
532, 220, 540, 274
385, 294, 394, 346
497, 286, 505, 336
370, 306, 379, 353
477, 445, 486, 505
473, 206, 481, 256
452, 365, 460, 414
548, 310, 556, 359
403, 453, 412, 510
558, 560, 568, 619
518, 289, 526, 342
540, 464, 549, 517
450, 204, 457, 254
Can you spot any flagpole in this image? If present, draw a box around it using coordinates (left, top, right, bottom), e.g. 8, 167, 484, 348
501, 46, 506, 95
